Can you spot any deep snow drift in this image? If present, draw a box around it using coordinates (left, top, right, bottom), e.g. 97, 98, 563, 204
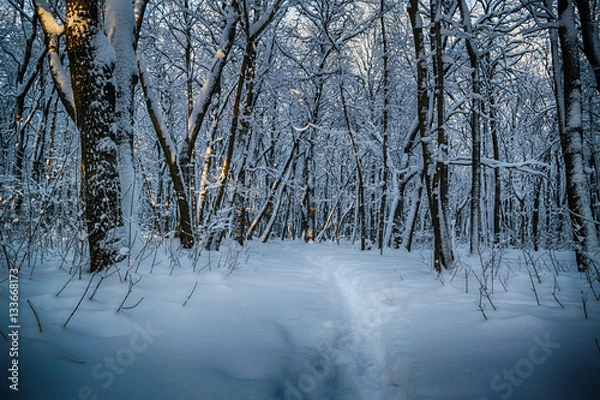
1, 240, 599, 400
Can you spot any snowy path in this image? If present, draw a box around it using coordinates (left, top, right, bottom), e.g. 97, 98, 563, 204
302, 250, 397, 399
2, 241, 599, 400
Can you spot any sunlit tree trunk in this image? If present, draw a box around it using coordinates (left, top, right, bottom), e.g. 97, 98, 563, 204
66, 0, 124, 271
138, 52, 194, 248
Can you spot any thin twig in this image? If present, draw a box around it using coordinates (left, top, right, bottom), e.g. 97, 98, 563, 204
586, 270, 599, 301
473, 270, 496, 310
476, 300, 488, 320
55, 271, 76, 297
553, 275, 561, 292
89, 270, 117, 300
64, 273, 95, 328
552, 292, 565, 309
117, 276, 143, 312
528, 269, 540, 306
27, 299, 43, 333
183, 281, 199, 306
120, 297, 144, 311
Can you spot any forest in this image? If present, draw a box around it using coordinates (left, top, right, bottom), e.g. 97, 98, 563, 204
2, 1, 600, 399
1, 0, 600, 274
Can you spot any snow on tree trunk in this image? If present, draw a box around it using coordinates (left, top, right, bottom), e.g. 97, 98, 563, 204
137, 51, 194, 248
408, 0, 456, 272
558, 0, 600, 271
574, 0, 600, 93
65, 0, 124, 272
459, 0, 482, 254
106, 0, 142, 248
377, 0, 390, 254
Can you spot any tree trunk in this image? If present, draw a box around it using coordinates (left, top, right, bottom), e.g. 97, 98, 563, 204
12, 13, 46, 211
377, 0, 390, 254
490, 94, 502, 244
65, 0, 125, 271
180, 1, 239, 208
340, 83, 366, 251
105, 0, 146, 248
408, 0, 455, 272
574, 0, 600, 93
459, 0, 481, 254
138, 52, 194, 248
557, 0, 600, 271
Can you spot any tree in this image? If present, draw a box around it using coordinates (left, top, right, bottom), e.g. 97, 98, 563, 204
377, 0, 390, 254
458, 0, 482, 254
556, 0, 600, 271
9, 9, 47, 212
34, 0, 149, 271
408, 0, 456, 272
35, 0, 123, 271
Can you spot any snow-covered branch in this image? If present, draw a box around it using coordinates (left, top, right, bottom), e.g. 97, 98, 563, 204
34, 0, 75, 121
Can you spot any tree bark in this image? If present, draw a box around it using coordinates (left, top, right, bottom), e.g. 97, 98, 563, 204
138, 52, 194, 248
574, 0, 600, 93
65, 0, 125, 271
340, 83, 366, 251
459, 0, 482, 254
377, 0, 390, 254
408, 0, 455, 272
557, 0, 600, 271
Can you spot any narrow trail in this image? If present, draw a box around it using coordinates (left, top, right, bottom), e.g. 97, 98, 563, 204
297, 248, 403, 399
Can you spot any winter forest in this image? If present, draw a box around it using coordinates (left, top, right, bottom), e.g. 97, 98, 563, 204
1, 0, 600, 399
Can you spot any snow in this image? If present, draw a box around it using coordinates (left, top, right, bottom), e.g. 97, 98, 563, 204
35, 0, 64, 36
1, 241, 599, 399
90, 33, 117, 72
104, 0, 140, 248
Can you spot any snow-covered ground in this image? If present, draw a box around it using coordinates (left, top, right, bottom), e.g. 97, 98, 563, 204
1, 240, 599, 400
